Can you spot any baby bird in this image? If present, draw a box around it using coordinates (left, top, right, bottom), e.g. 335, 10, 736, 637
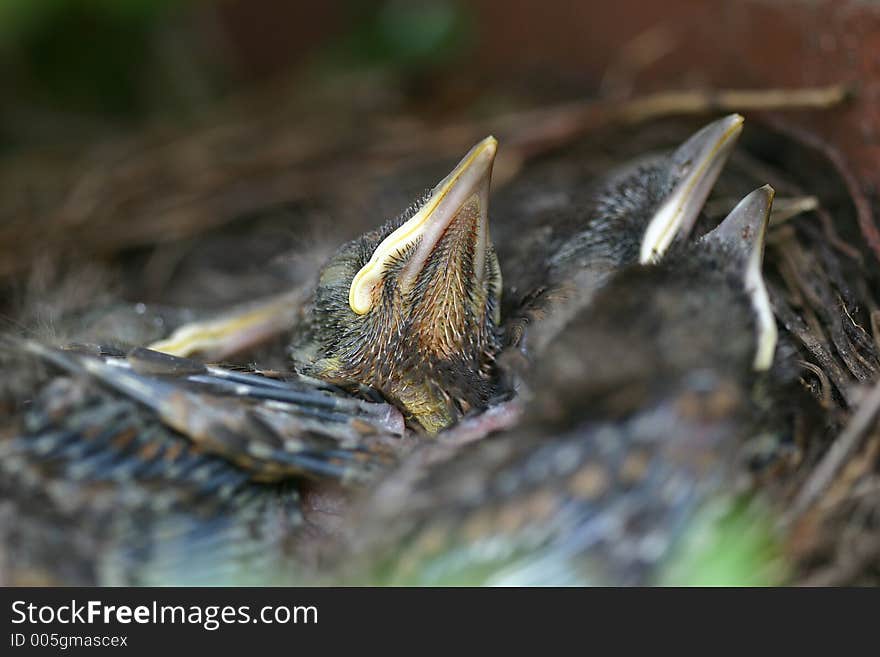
496, 114, 744, 354
341, 187, 782, 585
291, 138, 503, 434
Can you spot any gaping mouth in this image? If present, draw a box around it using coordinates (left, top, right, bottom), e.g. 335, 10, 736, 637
349, 136, 498, 315
639, 114, 744, 264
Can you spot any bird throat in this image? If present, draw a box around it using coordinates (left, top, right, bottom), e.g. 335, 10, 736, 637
410, 195, 487, 358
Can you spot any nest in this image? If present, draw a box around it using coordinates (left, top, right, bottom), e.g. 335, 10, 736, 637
1, 78, 877, 584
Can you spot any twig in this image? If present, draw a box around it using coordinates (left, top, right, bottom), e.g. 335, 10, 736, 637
763, 117, 880, 265
798, 360, 832, 409
798, 534, 880, 586
769, 196, 820, 226
787, 378, 880, 522
617, 85, 850, 123
704, 195, 818, 225
497, 84, 850, 161
815, 207, 864, 263
768, 281, 853, 405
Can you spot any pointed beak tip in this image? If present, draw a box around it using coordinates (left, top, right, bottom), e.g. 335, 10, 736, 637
746, 185, 775, 217
475, 135, 499, 163
719, 113, 745, 132
459, 136, 498, 187
724, 114, 745, 141
707, 114, 745, 145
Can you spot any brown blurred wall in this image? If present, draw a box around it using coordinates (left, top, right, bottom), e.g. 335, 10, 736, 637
470, 0, 880, 191
215, 0, 879, 200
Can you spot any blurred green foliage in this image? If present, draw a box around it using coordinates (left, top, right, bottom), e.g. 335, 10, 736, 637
0, 0, 474, 150
0, 0, 179, 37
0, 0, 185, 116
659, 497, 787, 587
331, 0, 473, 72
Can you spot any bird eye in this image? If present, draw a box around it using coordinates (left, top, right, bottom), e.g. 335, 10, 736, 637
678, 159, 693, 176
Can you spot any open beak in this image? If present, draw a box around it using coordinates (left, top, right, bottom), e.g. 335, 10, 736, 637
639, 114, 744, 264
349, 136, 498, 315
702, 185, 777, 371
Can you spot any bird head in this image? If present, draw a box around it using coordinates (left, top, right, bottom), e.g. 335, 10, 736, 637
292, 137, 503, 434
639, 113, 745, 263
535, 185, 779, 422
545, 114, 745, 276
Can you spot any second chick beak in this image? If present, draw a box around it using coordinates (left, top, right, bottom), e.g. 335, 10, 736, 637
640, 114, 745, 264
349, 136, 498, 316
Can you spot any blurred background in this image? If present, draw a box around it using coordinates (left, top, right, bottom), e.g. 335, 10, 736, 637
4, 0, 879, 347
3, 0, 880, 332
1, 0, 877, 158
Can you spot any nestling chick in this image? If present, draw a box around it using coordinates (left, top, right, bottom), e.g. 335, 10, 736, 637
497, 114, 744, 353
291, 138, 504, 434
